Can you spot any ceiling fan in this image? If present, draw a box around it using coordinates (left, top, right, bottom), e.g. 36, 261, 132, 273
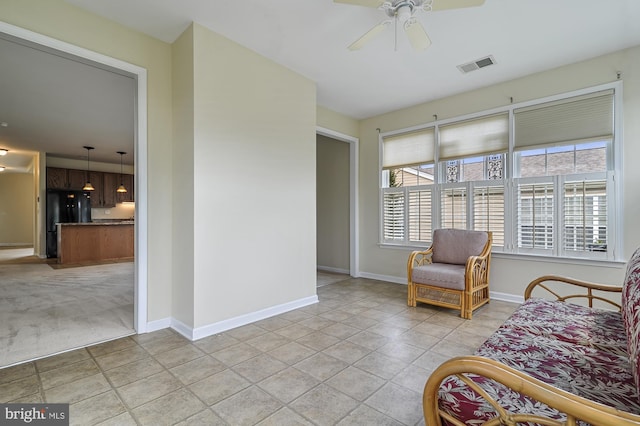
335, 0, 485, 51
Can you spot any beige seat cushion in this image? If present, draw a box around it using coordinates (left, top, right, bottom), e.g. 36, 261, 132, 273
411, 263, 466, 290
431, 229, 488, 265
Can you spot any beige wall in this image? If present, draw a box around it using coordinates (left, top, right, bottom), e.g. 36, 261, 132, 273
2, 2, 317, 334
317, 135, 350, 272
0, 173, 34, 245
190, 24, 317, 328
2, 0, 174, 321
317, 106, 359, 138
359, 46, 640, 298
170, 25, 196, 328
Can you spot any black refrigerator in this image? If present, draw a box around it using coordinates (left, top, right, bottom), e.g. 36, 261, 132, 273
46, 189, 92, 258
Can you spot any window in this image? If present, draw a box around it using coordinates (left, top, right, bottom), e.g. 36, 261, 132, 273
563, 179, 608, 253
381, 128, 435, 244
380, 85, 619, 261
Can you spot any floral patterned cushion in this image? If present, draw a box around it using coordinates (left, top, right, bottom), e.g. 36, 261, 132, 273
622, 247, 640, 394
437, 298, 640, 425
503, 297, 627, 356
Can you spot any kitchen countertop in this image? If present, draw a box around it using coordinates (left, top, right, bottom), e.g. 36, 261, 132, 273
57, 221, 134, 226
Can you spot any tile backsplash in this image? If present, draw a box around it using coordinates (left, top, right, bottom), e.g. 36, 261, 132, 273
92, 202, 135, 220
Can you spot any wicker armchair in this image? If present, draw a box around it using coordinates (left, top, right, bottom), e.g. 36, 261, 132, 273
407, 229, 492, 319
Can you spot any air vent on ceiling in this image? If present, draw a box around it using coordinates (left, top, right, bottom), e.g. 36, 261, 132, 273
457, 55, 496, 74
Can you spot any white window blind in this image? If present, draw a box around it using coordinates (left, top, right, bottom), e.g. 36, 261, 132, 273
439, 113, 509, 160
516, 182, 554, 250
441, 187, 467, 229
382, 191, 405, 241
514, 90, 614, 149
383, 128, 435, 169
473, 185, 505, 247
563, 179, 607, 253
408, 189, 432, 243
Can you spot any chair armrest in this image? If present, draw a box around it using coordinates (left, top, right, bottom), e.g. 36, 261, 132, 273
407, 247, 433, 270
524, 275, 622, 310
423, 356, 640, 426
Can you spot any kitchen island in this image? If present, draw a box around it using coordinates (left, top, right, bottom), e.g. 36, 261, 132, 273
56, 221, 134, 264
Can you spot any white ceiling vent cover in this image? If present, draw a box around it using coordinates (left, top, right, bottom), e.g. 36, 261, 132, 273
457, 55, 496, 74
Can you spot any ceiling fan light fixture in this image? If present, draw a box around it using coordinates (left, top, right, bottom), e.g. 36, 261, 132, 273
396, 4, 412, 24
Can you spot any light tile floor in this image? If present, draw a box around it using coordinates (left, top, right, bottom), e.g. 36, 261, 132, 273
0, 277, 518, 425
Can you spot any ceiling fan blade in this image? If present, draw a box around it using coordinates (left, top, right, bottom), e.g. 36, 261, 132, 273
429, 0, 485, 11
333, 0, 386, 8
348, 20, 392, 50
404, 20, 431, 50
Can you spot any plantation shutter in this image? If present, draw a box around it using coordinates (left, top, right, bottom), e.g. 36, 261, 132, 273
440, 187, 467, 229
514, 90, 614, 149
516, 182, 554, 250
439, 113, 509, 160
383, 128, 435, 169
563, 180, 607, 253
382, 191, 405, 241
473, 185, 505, 246
408, 189, 432, 242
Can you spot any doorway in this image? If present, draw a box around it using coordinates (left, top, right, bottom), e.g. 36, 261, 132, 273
316, 127, 359, 278
0, 22, 148, 366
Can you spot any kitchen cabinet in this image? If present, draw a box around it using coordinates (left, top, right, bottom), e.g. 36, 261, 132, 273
102, 172, 118, 207
47, 167, 90, 190
68, 169, 87, 189
57, 222, 134, 264
46, 167, 68, 189
47, 167, 134, 206
116, 174, 135, 203
88, 171, 117, 208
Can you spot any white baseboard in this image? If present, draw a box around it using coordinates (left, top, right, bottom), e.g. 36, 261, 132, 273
0, 243, 33, 247
146, 317, 172, 333
358, 271, 406, 285
490, 291, 524, 304
170, 318, 194, 340
317, 265, 350, 275
190, 295, 319, 340
146, 295, 320, 341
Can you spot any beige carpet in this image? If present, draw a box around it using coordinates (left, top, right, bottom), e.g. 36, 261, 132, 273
0, 261, 134, 368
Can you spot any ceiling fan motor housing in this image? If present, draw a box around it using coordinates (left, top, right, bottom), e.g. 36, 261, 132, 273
384, 0, 429, 18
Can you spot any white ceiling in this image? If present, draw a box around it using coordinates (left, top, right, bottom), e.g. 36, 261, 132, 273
2, 0, 639, 173
65, 0, 640, 120
0, 34, 136, 172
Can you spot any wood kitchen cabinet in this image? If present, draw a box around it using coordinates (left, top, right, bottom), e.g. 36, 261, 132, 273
116, 174, 135, 203
67, 169, 87, 189
88, 171, 117, 208
102, 172, 118, 207
47, 167, 89, 190
46, 167, 68, 189
47, 167, 134, 206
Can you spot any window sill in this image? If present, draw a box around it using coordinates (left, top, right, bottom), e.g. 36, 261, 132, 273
379, 243, 626, 268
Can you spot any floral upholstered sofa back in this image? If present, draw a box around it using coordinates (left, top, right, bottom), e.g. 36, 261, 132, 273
622, 247, 640, 395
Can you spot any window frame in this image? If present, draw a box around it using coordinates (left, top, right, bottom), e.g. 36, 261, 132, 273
378, 81, 623, 262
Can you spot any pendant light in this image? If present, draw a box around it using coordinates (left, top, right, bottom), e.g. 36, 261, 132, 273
116, 151, 127, 193
82, 146, 95, 191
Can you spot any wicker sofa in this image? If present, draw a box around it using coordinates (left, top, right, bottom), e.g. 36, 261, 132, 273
423, 247, 640, 426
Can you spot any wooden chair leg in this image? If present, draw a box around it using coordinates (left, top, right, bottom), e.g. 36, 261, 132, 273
407, 283, 416, 307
